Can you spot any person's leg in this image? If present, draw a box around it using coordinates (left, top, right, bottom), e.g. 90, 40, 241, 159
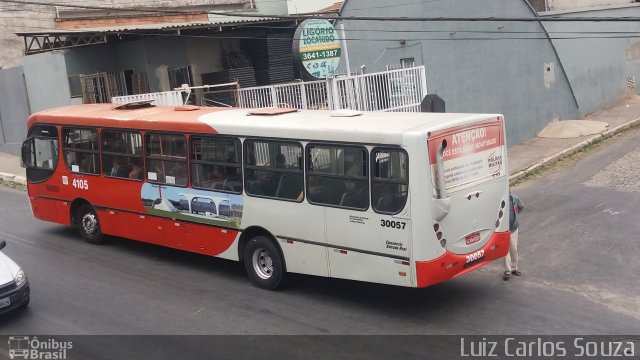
503, 232, 513, 280
504, 250, 512, 273
510, 229, 521, 275
504, 229, 519, 280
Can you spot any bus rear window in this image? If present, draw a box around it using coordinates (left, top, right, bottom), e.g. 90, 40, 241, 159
428, 118, 505, 193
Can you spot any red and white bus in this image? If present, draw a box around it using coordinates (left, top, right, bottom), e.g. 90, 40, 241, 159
21, 103, 510, 289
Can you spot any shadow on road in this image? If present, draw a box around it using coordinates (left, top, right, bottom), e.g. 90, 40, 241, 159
43, 224, 492, 320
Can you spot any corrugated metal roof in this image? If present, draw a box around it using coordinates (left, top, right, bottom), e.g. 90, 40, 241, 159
16, 16, 282, 36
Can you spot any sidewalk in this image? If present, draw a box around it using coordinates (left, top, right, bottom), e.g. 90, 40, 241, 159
0, 151, 26, 186
508, 94, 640, 184
1, 96, 640, 188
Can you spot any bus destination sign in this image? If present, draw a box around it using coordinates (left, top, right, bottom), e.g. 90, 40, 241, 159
293, 19, 342, 79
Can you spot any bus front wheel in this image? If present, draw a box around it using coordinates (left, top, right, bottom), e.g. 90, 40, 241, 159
243, 236, 285, 290
77, 204, 105, 245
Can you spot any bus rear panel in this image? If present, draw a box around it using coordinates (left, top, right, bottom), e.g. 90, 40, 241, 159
414, 116, 510, 287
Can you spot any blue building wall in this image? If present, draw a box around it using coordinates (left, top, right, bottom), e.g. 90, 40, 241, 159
0, 66, 30, 155
541, 4, 640, 115
339, 0, 581, 146
22, 51, 74, 113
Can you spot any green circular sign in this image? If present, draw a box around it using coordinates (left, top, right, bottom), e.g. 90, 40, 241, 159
293, 19, 342, 79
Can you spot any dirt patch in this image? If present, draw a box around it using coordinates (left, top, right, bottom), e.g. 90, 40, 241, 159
0, 178, 26, 191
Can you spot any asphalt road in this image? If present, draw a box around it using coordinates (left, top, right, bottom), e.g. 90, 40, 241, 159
0, 129, 639, 357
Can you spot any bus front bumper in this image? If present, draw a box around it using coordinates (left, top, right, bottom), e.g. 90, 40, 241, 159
415, 231, 510, 288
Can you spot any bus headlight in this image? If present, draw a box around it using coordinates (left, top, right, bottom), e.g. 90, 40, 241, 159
14, 269, 26, 287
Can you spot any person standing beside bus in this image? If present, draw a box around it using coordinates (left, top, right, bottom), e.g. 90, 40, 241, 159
504, 193, 524, 281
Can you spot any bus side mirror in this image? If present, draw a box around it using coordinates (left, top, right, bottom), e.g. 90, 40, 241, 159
21, 138, 35, 169
0, 240, 6, 250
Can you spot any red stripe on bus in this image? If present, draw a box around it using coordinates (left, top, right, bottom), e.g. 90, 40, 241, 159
415, 231, 510, 288
27, 104, 228, 135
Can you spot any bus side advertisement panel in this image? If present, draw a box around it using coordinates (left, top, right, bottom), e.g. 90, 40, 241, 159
428, 118, 505, 193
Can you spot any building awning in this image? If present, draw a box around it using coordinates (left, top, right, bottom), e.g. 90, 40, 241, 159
15, 16, 293, 55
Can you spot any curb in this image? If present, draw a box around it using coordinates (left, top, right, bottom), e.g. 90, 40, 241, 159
509, 116, 640, 185
0, 171, 26, 186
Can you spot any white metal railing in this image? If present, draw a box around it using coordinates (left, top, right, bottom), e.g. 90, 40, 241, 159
237, 80, 332, 110
111, 66, 427, 113
236, 66, 426, 112
112, 91, 184, 107
332, 66, 427, 112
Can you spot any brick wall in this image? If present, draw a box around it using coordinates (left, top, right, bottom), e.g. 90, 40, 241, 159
56, 13, 210, 30
0, 3, 56, 69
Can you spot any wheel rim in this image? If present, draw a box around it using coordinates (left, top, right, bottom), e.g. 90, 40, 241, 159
252, 247, 273, 280
82, 212, 98, 237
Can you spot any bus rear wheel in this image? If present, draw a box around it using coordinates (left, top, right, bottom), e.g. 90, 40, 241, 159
243, 236, 285, 290
77, 204, 105, 245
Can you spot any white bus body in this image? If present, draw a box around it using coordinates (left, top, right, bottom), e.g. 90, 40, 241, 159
201, 109, 511, 288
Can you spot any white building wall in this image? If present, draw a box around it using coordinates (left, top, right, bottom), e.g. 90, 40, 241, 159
547, 0, 634, 11
287, 0, 338, 14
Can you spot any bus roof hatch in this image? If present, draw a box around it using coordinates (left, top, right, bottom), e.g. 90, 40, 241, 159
113, 100, 156, 110
247, 107, 298, 116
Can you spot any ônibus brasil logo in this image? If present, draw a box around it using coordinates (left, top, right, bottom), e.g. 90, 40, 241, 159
8, 336, 72, 359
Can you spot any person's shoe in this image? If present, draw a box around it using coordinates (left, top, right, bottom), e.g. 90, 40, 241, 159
511, 270, 522, 276
503, 271, 511, 281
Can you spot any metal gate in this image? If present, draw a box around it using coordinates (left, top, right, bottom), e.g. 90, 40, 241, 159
80, 72, 120, 104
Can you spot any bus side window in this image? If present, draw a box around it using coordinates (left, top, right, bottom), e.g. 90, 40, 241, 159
62, 127, 100, 175
371, 149, 409, 214
101, 130, 143, 180
244, 140, 303, 201
190, 136, 242, 193
306, 145, 369, 210
146, 133, 188, 186
22, 124, 60, 183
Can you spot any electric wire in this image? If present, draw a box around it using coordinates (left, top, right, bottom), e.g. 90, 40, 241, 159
2, 0, 640, 22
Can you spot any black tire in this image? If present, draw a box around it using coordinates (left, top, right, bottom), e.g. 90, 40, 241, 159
243, 235, 286, 290
77, 204, 105, 245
